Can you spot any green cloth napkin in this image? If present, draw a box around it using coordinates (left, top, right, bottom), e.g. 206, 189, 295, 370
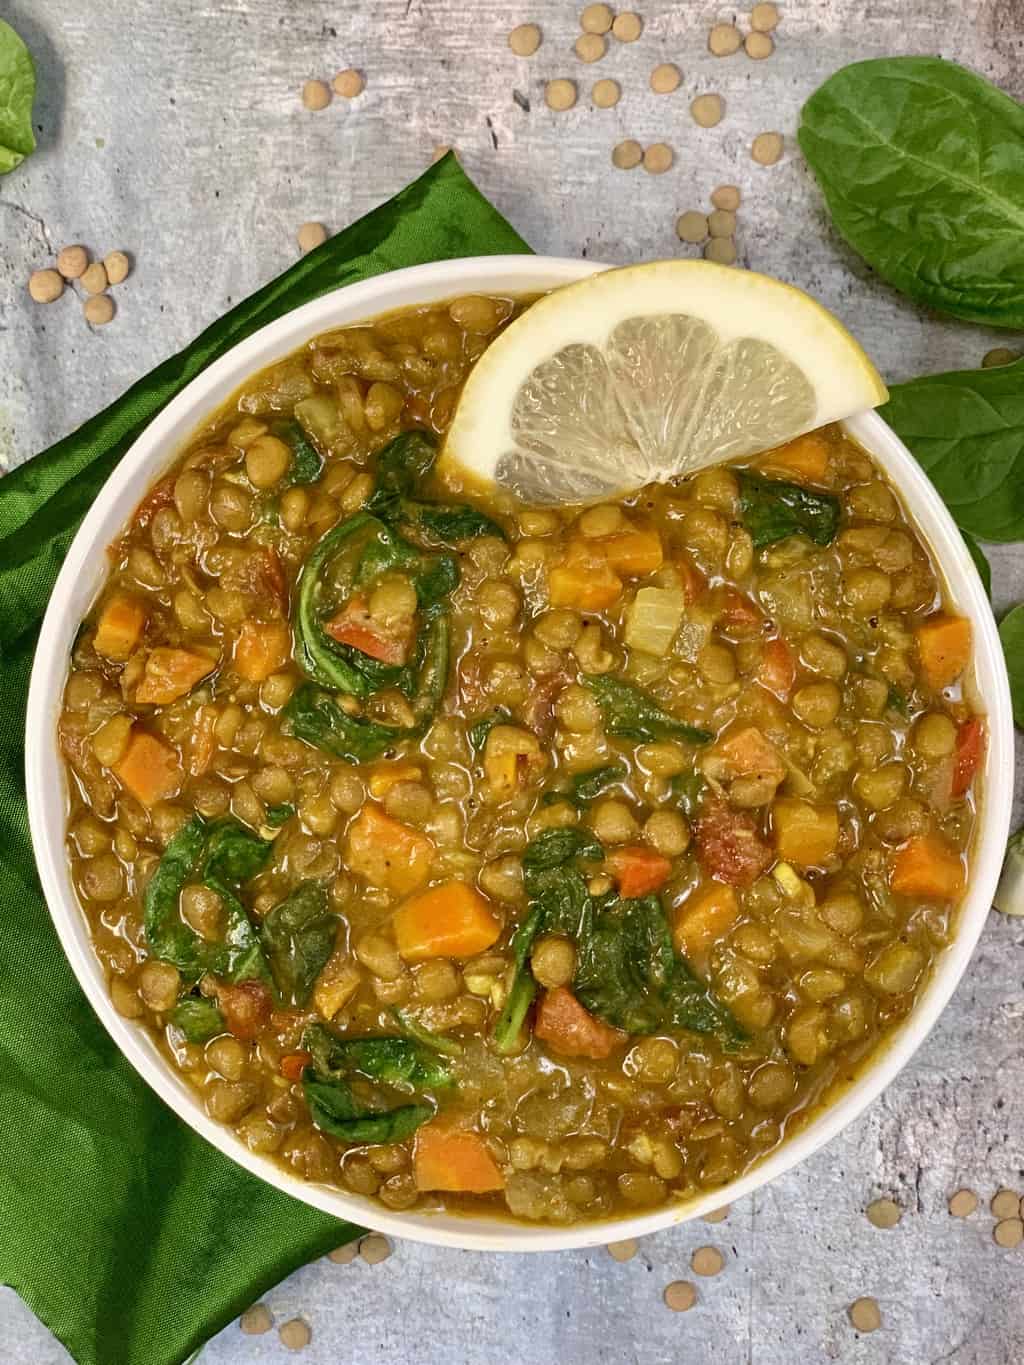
0, 155, 530, 1365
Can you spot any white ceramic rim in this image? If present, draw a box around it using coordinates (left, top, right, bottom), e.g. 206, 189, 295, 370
25, 255, 1014, 1252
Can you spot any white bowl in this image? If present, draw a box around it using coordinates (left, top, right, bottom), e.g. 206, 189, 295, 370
26, 256, 1014, 1252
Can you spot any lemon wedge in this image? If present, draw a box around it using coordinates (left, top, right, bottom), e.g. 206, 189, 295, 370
442, 261, 887, 504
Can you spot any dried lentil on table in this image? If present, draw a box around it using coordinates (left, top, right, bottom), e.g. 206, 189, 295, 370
56, 244, 88, 279
994, 1218, 1024, 1248
359, 1233, 392, 1264
751, 2, 780, 30
664, 1280, 697, 1312
546, 78, 577, 110
676, 211, 709, 244
865, 1197, 902, 1229
28, 269, 63, 303
328, 1242, 359, 1263
576, 31, 607, 62
104, 250, 130, 284
612, 139, 643, 169
278, 1318, 312, 1351
239, 1303, 273, 1335
691, 93, 724, 126
301, 78, 331, 110
650, 63, 682, 94
849, 1298, 882, 1333
581, 3, 614, 32
642, 143, 673, 174
702, 1205, 730, 1224
752, 131, 784, 164
744, 31, 774, 59
606, 1238, 638, 1261
691, 1245, 725, 1276
708, 209, 736, 238
80, 262, 108, 295
612, 11, 642, 40
297, 222, 328, 254
991, 1188, 1020, 1219
948, 1189, 978, 1217
983, 347, 1019, 368
508, 22, 542, 56
333, 68, 364, 97
84, 294, 115, 326
591, 78, 621, 108
704, 237, 736, 265
711, 184, 741, 211
708, 22, 742, 55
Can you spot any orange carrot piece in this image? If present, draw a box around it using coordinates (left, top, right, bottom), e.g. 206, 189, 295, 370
324, 593, 410, 665
676, 554, 707, 605
345, 803, 435, 896
393, 881, 501, 962
548, 539, 623, 611
772, 796, 839, 867
414, 1123, 506, 1193
112, 728, 182, 806
915, 615, 972, 691
606, 845, 673, 898
93, 592, 147, 662
673, 882, 739, 959
758, 432, 830, 484
596, 529, 664, 577
890, 833, 965, 901
534, 987, 625, 1060
757, 636, 796, 701
135, 648, 216, 705
280, 1051, 312, 1083
234, 619, 292, 682
951, 717, 985, 799
716, 726, 786, 784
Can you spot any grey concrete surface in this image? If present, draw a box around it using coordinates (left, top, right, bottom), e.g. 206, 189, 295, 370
3, 1, 1024, 1362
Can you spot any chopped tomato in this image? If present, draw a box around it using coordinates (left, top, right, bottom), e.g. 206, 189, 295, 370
280, 1050, 312, 1083
606, 845, 673, 898
695, 794, 773, 888
522, 668, 572, 736
676, 554, 707, 605
757, 636, 796, 701
216, 980, 272, 1041
131, 475, 176, 531
713, 726, 786, 785
325, 594, 411, 665
534, 987, 625, 1060
716, 587, 766, 637
951, 717, 985, 799
188, 704, 218, 778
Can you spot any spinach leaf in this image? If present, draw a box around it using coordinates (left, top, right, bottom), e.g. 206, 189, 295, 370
303, 1074, 432, 1145
293, 512, 385, 695
583, 674, 713, 745
671, 771, 706, 819
365, 429, 505, 545
264, 803, 295, 828
885, 685, 909, 717
542, 763, 626, 809
737, 472, 840, 548
468, 707, 512, 751
962, 531, 992, 599
143, 817, 273, 981
880, 359, 1024, 542
999, 604, 1024, 729
260, 883, 338, 1007
521, 828, 603, 875
799, 57, 1024, 329
409, 501, 505, 544
275, 419, 324, 487
392, 1008, 463, 1057
493, 905, 543, 1054
0, 21, 36, 176
170, 996, 224, 1043
303, 1022, 453, 1090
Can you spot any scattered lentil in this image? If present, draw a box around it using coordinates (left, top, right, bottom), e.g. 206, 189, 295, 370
752, 131, 784, 165
328, 1242, 359, 1263
983, 347, 1019, 368
612, 139, 643, 170
546, 78, 577, 111
751, 2, 781, 31
642, 143, 673, 174
56, 245, 88, 280
704, 237, 737, 265
991, 1188, 1020, 1219
650, 63, 682, 94
239, 1303, 273, 1335
576, 32, 607, 62
301, 79, 331, 111
297, 222, 328, 254
676, 211, 709, 244
708, 208, 736, 238
333, 68, 365, 98
711, 184, 741, 211
508, 23, 542, 56
691, 93, 724, 127
744, 31, 774, 59
278, 1317, 312, 1351
691, 1245, 725, 1276
606, 1238, 638, 1262
581, 4, 614, 33
708, 23, 743, 56
84, 294, 116, 326
994, 1218, 1024, 1249
612, 11, 643, 41
848, 1297, 881, 1333
865, 1197, 902, 1229
104, 250, 130, 285
359, 1232, 392, 1264
592, 78, 621, 108
28, 269, 64, 304
664, 1280, 697, 1312
948, 1188, 978, 1218
702, 1205, 730, 1223
80, 262, 108, 295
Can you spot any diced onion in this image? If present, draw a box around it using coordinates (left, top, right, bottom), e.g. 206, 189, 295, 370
993, 828, 1024, 916
624, 587, 686, 657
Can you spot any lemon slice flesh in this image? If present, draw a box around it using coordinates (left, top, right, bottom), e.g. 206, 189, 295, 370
442, 261, 888, 504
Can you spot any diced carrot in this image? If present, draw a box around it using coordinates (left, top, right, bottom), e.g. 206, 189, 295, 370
216, 980, 273, 1040
715, 726, 786, 785
717, 587, 766, 636
325, 594, 410, 665
695, 795, 773, 888
914, 615, 972, 691
280, 1050, 312, 1083
951, 716, 985, 799
135, 648, 217, 705
188, 703, 218, 778
112, 728, 182, 806
93, 592, 147, 662
234, 619, 292, 682
548, 539, 623, 611
313, 952, 362, 1020
890, 833, 965, 901
345, 803, 435, 895
757, 636, 796, 701
605, 845, 673, 898
596, 529, 664, 577
393, 881, 501, 962
368, 762, 425, 799
772, 797, 839, 867
758, 432, 831, 484
534, 986, 625, 1060
414, 1123, 506, 1193
673, 882, 739, 960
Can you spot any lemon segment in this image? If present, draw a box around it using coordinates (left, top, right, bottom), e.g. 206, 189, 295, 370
442, 261, 887, 505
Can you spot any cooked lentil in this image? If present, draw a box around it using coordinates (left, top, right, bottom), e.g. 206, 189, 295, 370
711, 185, 741, 211
752, 131, 784, 165
576, 32, 607, 62
865, 1197, 901, 1228
664, 1280, 697, 1311
991, 1188, 1020, 1219
691, 94, 724, 127
84, 294, 115, 326
650, 63, 682, 94
744, 31, 774, 59
546, 79, 577, 111
57, 244, 89, 279
849, 1297, 881, 1333
508, 24, 542, 56
592, 78, 621, 108
676, 211, 709, 244
61, 291, 984, 1229
333, 69, 365, 97
28, 268, 64, 303
642, 143, 673, 174
611, 12, 642, 41
612, 139, 644, 169
708, 23, 743, 55
948, 1188, 978, 1217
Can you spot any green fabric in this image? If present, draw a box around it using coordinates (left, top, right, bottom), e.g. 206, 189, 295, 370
0, 156, 531, 1365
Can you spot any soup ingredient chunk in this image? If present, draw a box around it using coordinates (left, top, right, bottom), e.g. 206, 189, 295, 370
94, 592, 147, 661
113, 728, 182, 805
890, 834, 965, 901
414, 1123, 505, 1192
914, 614, 971, 690
534, 986, 624, 1059
346, 803, 434, 895
393, 881, 501, 962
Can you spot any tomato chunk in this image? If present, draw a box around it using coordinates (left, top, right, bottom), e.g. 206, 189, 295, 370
216, 980, 272, 1041
951, 716, 984, 798
757, 636, 796, 701
695, 795, 773, 888
325, 594, 411, 665
534, 987, 625, 1060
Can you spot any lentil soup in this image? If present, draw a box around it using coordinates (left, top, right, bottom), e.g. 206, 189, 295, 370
59, 293, 984, 1225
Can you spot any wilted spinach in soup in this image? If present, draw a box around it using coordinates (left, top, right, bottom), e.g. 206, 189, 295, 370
59, 294, 984, 1225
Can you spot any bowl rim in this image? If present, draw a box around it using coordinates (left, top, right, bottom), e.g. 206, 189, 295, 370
25, 254, 1014, 1252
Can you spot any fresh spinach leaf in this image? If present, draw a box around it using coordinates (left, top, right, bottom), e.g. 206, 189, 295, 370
880, 359, 1024, 542
521, 828, 603, 875
666, 955, 747, 1046
671, 771, 706, 819
493, 905, 543, 1054
409, 501, 505, 544
468, 707, 512, 751
999, 604, 1024, 729
264, 803, 295, 828
962, 531, 992, 599
737, 471, 840, 548
800, 57, 1024, 329
0, 21, 36, 176
365, 429, 505, 545
275, 419, 324, 487
303, 1074, 432, 1145
260, 883, 338, 1008
303, 1022, 453, 1090
170, 996, 224, 1043
542, 764, 627, 809
583, 674, 713, 746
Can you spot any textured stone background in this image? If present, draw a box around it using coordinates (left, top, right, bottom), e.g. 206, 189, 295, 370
2, 2, 1023, 1361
